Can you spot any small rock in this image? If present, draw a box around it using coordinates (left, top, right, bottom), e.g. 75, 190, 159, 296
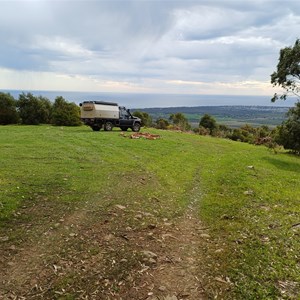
115, 204, 126, 210
200, 233, 211, 238
158, 286, 166, 291
143, 212, 153, 217
221, 214, 234, 220
215, 248, 223, 253
141, 250, 158, 259
164, 223, 172, 227
244, 190, 254, 195
147, 258, 157, 265
247, 165, 255, 169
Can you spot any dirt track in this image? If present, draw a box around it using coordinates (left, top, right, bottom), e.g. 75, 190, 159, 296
0, 190, 228, 299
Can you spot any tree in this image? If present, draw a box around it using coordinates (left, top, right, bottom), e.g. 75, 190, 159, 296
271, 39, 300, 154
0, 92, 19, 124
156, 118, 169, 129
199, 114, 217, 133
275, 102, 300, 154
51, 96, 81, 126
132, 111, 152, 127
37, 96, 52, 124
169, 113, 191, 131
17, 93, 51, 125
271, 39, 300, 102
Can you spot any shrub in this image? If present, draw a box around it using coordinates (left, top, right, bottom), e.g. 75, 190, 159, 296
0, 92, 19, 124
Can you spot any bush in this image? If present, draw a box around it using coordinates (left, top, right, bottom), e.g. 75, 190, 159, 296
51, 96, 81, 126
0, 92, 19, 124
17, 93, 51, 125
199, 114, 217, 133
156, 118, 169, 130
132, 111, 153, 127
275, 102, 300, 154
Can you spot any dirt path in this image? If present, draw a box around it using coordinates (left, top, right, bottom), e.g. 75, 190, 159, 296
128, 211, 209, 300
0, 192, 222, 299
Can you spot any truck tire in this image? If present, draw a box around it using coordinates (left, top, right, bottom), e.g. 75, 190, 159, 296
104, 122, 113, 131
92, 125, 100, 131
132, 123, 141, 132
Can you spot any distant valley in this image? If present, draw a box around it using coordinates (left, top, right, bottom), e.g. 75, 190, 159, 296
135, 105, 289, 128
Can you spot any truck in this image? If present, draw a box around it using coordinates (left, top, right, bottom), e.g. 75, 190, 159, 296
79, 101, 142, 132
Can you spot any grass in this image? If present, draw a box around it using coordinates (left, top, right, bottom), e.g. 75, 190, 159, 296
0, 125, 300, 299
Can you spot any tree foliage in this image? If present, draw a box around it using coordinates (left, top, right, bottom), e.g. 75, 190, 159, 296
51, 96, 81, 126
156, 118, 169, 129
199, 114, 217, 133
0, 92, 19, 125
275, 102, 300, 154
271, 39, 300, 102
169, 113, 191, 131
17, 93, 51, 125
132, 111, 152, 127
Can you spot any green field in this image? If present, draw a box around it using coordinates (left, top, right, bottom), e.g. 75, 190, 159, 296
0, 125, 299, 299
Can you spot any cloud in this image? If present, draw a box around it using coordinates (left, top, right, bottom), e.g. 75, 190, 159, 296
0, 0, 300, 101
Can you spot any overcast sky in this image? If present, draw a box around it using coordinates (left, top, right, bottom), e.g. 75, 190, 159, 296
1, 0, 300, 100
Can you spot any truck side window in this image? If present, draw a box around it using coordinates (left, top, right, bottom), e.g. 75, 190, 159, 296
120, 107, 130, 119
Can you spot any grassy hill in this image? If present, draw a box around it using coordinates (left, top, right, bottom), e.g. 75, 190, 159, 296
0, 125, 299, 299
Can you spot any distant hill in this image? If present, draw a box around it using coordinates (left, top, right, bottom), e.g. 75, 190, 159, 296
133, 106, 289, 128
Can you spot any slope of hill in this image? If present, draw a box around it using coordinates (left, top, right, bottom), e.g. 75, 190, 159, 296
0, 126, 299, 299
135, 105, 289, 127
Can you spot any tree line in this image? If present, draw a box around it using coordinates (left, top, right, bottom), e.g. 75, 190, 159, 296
1, 39, 300, 153
1, 91, 299, 154
0, 92, 81, 126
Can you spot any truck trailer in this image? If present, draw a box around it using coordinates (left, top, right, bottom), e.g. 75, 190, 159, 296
79, 101, 141, 132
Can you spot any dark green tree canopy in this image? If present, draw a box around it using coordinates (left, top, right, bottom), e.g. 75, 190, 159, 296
271, 39, 300, 102
17, 93, 51, 125
275, 102, 300, 154
0, 92, 19, 125
51, 96, 81, 126
199, 114, 217, 132
156, 118, 169, 129
169, 112, 191, 131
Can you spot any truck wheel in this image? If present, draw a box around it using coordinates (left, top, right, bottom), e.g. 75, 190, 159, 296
121, 127, 128, 131
92, 125, 100, 131
104, 122, 113, 131
132, 123, 141, 132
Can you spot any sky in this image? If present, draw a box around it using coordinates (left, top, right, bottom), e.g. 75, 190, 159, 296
1, 0, 300, 104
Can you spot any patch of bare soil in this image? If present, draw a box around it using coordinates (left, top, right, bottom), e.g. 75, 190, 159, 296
123, 212, 209, 300
0, 195, 225, 299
